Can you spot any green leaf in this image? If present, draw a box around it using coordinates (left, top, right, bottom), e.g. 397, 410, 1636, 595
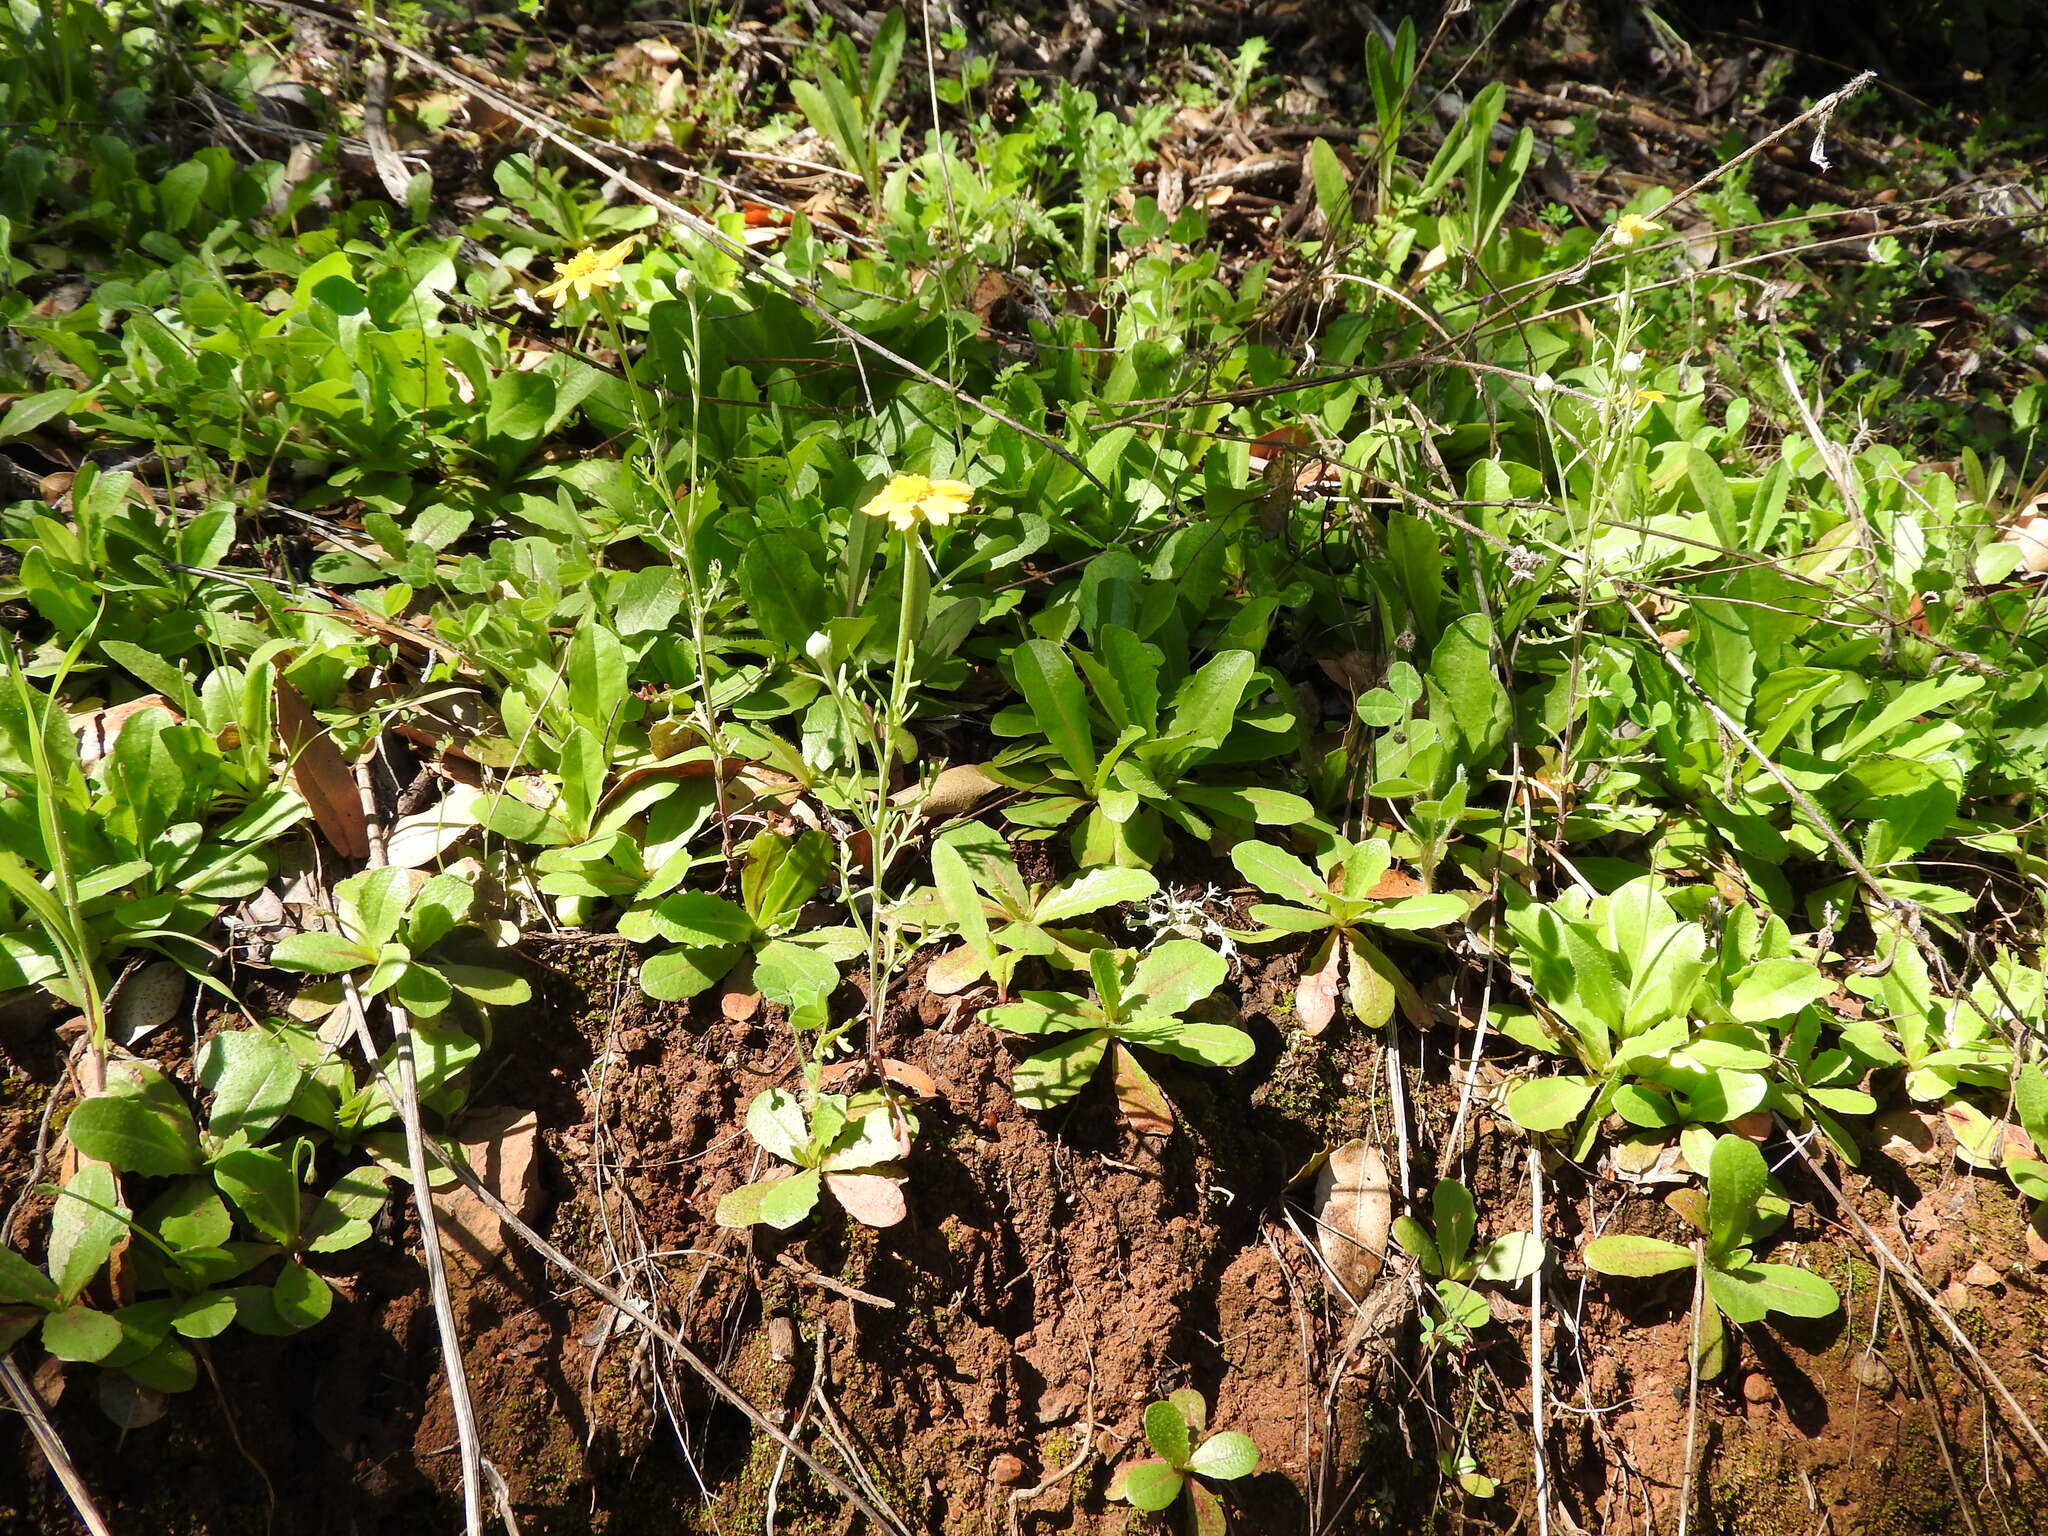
1476, 1232, 1546, 1284
651, 890, 759, 948
212, 1147, 303, 1246
1145, 1396, 1192, 1465
755, 939, 840, 1016
745, 1089, 811, 1164
171, 1292, 239, 1340
740, 537, 824, 650
1117, 1459, 1186, 1512
1034, 867, 1158, 924
2014, 1063, 2048, 1156
273, 1260, 333, 1329
743, 829, 832, 931
567, 624, 628, 735
1166, 649, 1255, 750
267, 931, 377, 975
1392, 1216, 1441, 1276
146, 1179, 232, 1253
66, 1095, 202, 1176
1363, 893, 1467, 931
1012, 640, 1098, 785
43, 1304, 123, 1363
0, 388, 81, 443
641, 944, 736, 1001
1504, 1076, 1597, 1135
1426, 614, 1510, 770
337, 866, 413, 949
1710, 1261, 1840, 1322
1431, 1181, 1478, 1272
1706, 1134, 1766, 1259
930, 840, 996, 962
1187, 1429, 1259, 1482
198, 1030, 304, 1141
1434, 1279, 1490, 1331
1130, 940, 1227, 1015
612, 567, 686, 636
1119, 1019, 1254, 1069
1231, 841, 1325, 907
1309, 137, 1351, 226
48, 1163, 126, 1301
1583, 1234, 1695, 1277
485, 368, 555, 444
1011, 1031, 1110, 1110
754, 1169, 824, 1230
0, 1244, 58, 1306
1728, 959, 1832, 1023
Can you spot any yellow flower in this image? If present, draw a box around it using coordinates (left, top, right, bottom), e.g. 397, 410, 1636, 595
534, 235, 640, 307
1632, 388, 1668, 408
1611, 212, 1664, 247
861, 473, 975, 532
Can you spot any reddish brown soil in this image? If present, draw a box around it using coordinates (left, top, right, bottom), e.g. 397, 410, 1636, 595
3, 933, 2046, 1535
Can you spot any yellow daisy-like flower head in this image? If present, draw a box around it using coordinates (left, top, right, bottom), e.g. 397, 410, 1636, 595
535, 235, 641, 308
861, 473, 975, 532
1611, 212, 1664, 247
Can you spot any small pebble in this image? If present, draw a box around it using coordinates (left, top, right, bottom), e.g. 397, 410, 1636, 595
1852, 1352, 1893, 1393
1741, 1372, 1774, 1404
1964, 1262, 2003, 1288
987, 1454, 1027, 1486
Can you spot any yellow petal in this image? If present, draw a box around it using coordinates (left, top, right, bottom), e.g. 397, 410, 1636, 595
918, 480, 973, 525
862, 474, 933, 522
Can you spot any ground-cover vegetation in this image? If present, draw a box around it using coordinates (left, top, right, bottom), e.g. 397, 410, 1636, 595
3, 0, 2048, 1531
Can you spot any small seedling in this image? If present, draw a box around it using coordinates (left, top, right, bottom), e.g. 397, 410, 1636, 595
715, 1087, 915, 1231
1583, 1132, 1839, 1377
1392, 1178, 1545, 1347
1109, 1388, 1259, 1534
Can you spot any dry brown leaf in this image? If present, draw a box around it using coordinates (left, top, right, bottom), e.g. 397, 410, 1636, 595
1873, 1107, 1939, 1164
71, 694, 176, 770
1313, 1140, 1391, 1301
2000, 494, 2048, 574
433, 1106, 540, 1274
110, 962, 185, 1046
274, 678, 369, 860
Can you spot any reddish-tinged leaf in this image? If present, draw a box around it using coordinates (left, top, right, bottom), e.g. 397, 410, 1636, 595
1297, 934, 1342, 1035
274, 679, 368, 859
825, 1171, 907, 1228
1112, 1043, 1175, 1137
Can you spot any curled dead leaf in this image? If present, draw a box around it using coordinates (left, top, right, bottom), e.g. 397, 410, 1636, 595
1313, 1140, 1392, 1301
71, 694, 176, 770
274, 678, 369, 860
